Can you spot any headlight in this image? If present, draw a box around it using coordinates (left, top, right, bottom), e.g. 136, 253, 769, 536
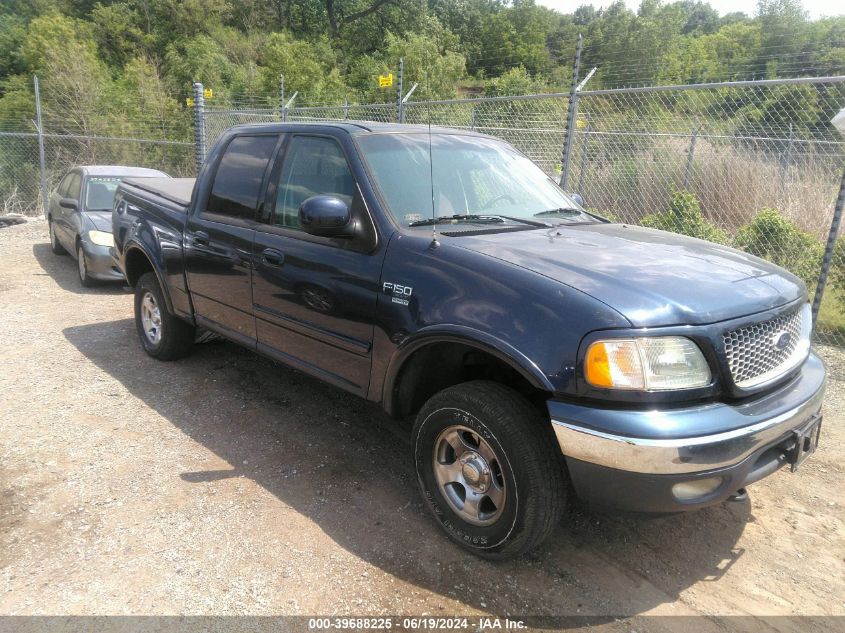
88, 230, 114, 247
585, 336, 711, 391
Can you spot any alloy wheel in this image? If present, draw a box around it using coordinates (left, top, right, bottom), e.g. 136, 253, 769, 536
432, 425, 507, 526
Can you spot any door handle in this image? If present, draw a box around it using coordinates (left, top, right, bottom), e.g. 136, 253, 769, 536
262, 248, 285, 266
192, 231, 209, 246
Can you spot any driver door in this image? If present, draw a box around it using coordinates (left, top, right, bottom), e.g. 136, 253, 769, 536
251, 134, 383, 396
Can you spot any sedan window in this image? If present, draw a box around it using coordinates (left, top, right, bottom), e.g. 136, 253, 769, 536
85, 177, 123, 211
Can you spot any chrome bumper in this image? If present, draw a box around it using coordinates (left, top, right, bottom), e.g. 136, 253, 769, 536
550, 353, 826, 475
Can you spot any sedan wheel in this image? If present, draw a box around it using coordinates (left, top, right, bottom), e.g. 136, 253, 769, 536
77, 244, 94, 287
49, 221, 66, 255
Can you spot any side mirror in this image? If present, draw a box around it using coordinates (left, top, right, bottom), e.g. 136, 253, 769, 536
299, 196, 354, 238
59, 198, 78, 211
570, 193, 585, 207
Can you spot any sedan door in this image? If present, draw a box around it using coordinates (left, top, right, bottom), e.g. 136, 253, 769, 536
184, 133, 280, 346
252, 134, 384, 397
53, 172, 82, 250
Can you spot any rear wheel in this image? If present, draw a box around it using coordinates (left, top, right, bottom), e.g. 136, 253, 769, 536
49, 220, 65, 255
134, 272, 195, 360
77, 244, 95, 287
412, 380, 566, 559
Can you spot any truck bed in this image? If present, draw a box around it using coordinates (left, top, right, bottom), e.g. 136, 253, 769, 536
122, 177, 194, 208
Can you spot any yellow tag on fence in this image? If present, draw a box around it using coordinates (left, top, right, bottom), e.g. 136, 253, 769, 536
378, 73, 393, 88
203, 88, 213, 99
186, 97, 195, 107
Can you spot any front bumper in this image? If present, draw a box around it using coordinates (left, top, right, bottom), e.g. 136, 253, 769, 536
549, 352, 826, 513
80, 240, 123, 281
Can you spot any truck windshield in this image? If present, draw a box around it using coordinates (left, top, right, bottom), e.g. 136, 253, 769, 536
356, 133, 594, 229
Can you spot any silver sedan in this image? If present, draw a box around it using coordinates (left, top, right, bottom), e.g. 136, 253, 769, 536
48, 165, 169, 286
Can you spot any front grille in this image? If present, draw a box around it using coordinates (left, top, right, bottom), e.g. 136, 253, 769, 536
723, 306, 809, 389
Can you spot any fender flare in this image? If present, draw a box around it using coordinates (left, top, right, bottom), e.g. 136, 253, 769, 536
124, 240, 175, 315
381, 324, 554, 417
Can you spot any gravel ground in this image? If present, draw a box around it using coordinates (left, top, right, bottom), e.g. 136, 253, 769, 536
0, 220, 843, 627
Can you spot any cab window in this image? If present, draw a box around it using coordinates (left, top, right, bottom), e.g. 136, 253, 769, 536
272, 136, 355, 229
206, 134, 278, 220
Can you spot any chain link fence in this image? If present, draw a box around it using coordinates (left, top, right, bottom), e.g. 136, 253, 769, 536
0, 75, 195, 218
0, 129, 195, 215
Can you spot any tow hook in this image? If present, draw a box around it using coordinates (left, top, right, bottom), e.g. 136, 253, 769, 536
727, 488, 748, 502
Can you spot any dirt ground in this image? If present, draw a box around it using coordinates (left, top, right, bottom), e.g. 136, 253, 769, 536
0, 219, 843, 628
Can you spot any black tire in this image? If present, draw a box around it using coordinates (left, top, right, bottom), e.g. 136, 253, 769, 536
134, 272, 195, 360
412, 380, 566, 559
49, 220, 66, 255
77, 243, 96, 287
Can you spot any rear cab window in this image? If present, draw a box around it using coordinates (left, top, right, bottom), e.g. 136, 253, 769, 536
204, 134, 280, 222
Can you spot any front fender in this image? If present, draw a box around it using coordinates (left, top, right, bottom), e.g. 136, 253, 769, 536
381, 325, 554, 417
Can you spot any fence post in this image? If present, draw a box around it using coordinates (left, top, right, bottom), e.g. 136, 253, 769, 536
33, 75, 48, 218
559, 34, 583, 190
396, 57, 404, 123
192, 82, 206, 174
684, 119, 700, 190
279, 74, 285, 120
470, 106, 476, 131
780, 122, 794, 199
343, 98, 349, 120
812, 169, 845, 327
577, 112, 591, 195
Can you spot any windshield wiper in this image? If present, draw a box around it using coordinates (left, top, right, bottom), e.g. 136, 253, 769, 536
409, 214, 506, 227
409, 214, 552, 229
492, 215, 551, 227
534, 207, 582, 217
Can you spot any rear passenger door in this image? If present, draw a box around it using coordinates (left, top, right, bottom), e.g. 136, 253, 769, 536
251, 134, 383, 396
184, 133, 280, 345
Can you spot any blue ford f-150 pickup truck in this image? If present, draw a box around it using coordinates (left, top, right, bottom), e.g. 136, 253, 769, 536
112, 122, 825, 559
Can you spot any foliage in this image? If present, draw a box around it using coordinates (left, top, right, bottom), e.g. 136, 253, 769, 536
0, 0, 841, 124
733, 207, 823, 286
640, 190, 727, 243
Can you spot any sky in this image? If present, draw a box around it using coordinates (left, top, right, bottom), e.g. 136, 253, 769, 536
534, 0, 845, 19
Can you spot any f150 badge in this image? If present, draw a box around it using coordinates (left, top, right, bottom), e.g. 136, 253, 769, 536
383, 281, 413, 306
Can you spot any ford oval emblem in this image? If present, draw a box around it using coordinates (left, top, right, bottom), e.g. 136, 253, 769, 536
773, 331, 792, 351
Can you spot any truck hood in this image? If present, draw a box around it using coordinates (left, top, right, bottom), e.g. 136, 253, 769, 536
449, 223, 805, 327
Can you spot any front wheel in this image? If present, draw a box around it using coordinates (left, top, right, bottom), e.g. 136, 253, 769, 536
134, 272, 195, 360
49, 220, 66, 255
412, 380, 566, 559
77, 244, 95, 287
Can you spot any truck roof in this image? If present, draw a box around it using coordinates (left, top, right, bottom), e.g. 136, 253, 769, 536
222, 121, 492, 138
